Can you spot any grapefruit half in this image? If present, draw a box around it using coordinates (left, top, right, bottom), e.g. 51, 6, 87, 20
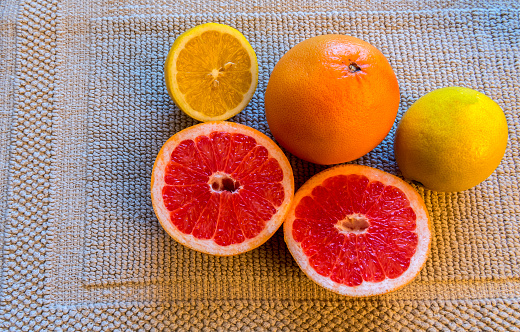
284, 164, 431, 296
151, 121, 294, 256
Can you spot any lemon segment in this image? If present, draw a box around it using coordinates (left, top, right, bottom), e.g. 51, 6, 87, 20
165, 23, 258, 122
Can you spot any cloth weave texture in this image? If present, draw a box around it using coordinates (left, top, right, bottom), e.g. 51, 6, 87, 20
1, 0, 520, 330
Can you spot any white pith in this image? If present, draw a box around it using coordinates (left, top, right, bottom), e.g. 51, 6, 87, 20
208, 172, 240, 192
334, 213, 370, 235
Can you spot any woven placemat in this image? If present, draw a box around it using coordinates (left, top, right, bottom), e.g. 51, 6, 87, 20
1, 0, 520, 330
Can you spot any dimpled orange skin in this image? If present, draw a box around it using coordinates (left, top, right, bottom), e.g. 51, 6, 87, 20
265, 35, 400, 165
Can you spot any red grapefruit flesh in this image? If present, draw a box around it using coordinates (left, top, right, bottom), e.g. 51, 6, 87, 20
151, 121, 294, 256
284, 164, 431, 296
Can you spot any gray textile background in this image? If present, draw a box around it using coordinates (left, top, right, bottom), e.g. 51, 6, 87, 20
1, 0, 520, 330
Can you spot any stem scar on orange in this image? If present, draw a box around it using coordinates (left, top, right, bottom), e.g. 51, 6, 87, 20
265, 34, 400, 165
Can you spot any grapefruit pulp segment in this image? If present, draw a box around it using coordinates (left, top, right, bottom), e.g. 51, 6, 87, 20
191, 193, 220, 239
162, 184, 209, 211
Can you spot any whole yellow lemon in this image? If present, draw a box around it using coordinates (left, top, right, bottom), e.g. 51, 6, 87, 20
394, 87, 508, 192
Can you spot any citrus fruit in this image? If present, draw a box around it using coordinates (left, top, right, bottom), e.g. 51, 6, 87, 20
284, 164, 431, 297
151, 121, 294, 256
164, 23, 258, 122
265, 34, 400, 165
394, 87, 508, 192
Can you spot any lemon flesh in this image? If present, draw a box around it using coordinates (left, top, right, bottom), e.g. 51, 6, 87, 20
394, 87, 508, 192
165, 23, 258, 122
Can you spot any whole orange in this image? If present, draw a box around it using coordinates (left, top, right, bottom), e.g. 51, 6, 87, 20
265, 35, 400, 165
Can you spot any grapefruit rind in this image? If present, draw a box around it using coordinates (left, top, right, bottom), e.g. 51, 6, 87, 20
151, 121, 294, 256
164, 23, 259, 122
283, 164, 431, 297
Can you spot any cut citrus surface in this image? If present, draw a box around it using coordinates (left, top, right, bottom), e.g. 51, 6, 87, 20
164, 23, 258, 122
151, 121, 294, 256
284, 164, 431, 297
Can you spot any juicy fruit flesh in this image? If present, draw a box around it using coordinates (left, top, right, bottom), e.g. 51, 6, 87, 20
162, 131, 285, 246
292, 174, 418, 286
176, 31, 253, 117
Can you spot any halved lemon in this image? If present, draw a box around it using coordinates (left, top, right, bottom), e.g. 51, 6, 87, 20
164, 23, 258, 122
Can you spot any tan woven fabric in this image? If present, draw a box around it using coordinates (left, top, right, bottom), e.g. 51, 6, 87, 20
1, 0, 520, 330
